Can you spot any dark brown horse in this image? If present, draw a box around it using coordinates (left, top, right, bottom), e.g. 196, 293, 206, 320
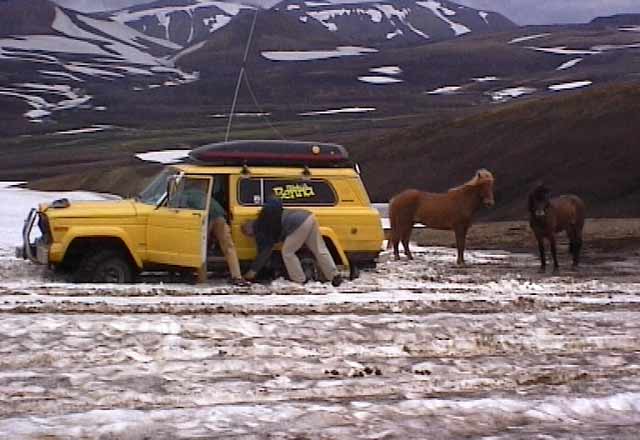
389, 169, 495, 264
528, 184, 585, 272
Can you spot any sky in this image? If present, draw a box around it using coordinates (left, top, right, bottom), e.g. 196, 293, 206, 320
50, 0, 640, 25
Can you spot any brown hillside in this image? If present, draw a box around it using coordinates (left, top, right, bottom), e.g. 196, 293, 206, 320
352, 81, 640, 220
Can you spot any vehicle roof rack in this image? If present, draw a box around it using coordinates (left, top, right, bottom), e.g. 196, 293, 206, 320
188, 140, 353, 168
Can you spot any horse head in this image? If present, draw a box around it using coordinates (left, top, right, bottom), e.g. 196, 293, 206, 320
475, 169, 495, 207
528, 184, 551, 220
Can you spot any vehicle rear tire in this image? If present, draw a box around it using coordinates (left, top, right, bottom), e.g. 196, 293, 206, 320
73, 249, 134, 284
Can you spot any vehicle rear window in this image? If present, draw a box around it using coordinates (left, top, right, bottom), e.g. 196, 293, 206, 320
238, 178, 337, 206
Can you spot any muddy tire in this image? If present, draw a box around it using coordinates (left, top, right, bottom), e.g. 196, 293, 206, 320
73, 250, 134, 284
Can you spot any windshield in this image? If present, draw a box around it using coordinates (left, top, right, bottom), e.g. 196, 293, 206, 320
137, 168, 175, 205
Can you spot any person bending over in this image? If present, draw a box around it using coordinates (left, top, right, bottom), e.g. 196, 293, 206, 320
243, 198, 342, 286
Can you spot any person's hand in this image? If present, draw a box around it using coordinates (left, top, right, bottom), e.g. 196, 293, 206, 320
244, 270, 256, 281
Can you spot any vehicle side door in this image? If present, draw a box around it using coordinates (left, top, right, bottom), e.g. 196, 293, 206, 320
147, 175, 212, 269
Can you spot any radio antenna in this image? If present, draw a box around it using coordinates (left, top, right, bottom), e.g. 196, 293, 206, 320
225, 8, 259, 142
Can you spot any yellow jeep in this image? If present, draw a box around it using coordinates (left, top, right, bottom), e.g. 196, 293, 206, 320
19, 141, 384, 283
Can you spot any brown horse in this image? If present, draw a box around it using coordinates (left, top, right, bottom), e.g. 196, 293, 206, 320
528, 184, 585, 272
389, 169, 495, 264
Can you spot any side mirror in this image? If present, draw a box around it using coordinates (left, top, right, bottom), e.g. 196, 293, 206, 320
162, 172, 184, 209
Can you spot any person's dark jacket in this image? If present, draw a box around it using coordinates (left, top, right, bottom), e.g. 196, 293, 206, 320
250, 199, 311, 274
250, 198, 283, 274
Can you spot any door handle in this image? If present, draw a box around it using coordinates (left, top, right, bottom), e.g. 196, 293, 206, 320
192, 212, 201, 217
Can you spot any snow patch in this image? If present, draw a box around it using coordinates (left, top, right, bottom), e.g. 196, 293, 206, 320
39, 70, 84, 82
386, 29, 403, 39
262, 46, 377, 61
489, 87, 536, 102
77, 14, 182, 51
307, 8, 384, 32
0, 35, 111, 57
369, 66, 402, 75
209, 112, 271, 118
416, 1, 470, 36
591, 43, 640, 51
528, 46, 601, 55
299, 107, 376, 116
509, 33, 551, 44
428, 86, 461, 95
358, 76, 403, 84
473, 76, 499, 82
549, 80, 592, 91
136, 150, 191, 164
0, 185, 114, 249
557, 58, 583, 70
0, 83, 93, 122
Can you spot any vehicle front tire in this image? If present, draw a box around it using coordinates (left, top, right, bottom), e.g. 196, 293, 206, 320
74, 250, 135, 284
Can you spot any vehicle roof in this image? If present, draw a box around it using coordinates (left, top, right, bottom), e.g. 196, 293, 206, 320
172, 164, 359, 177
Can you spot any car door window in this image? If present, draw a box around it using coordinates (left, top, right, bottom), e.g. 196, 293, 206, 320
168, 177, 208, 210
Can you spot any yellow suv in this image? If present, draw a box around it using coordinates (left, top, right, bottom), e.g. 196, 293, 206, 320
19, 140, 384, 283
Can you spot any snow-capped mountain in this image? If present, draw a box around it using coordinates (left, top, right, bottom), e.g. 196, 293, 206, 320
0, 0, 199, 124
110, 0, 515, 48
109, 0, 255, 47
276, 0, 516, 45
4, 0, 639, 138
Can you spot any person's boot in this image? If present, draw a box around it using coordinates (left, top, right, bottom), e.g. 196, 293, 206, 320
331, 274, 343, 287
231, 277, 250, 287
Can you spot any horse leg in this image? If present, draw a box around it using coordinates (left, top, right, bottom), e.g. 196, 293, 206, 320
454, 225, 468, 266
569, 227, 583, 267
567, 228, 577, 268
392, 237, 401, 261
402, 226, 413, 260
549, 234, 559, 273
389, 220, 399, 260
390, 222, 401, 260
534, 230, 546, 272
574, 237, 583, 267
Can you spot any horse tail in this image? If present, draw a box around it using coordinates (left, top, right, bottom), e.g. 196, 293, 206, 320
386, 196, 395, 249
389, 190, 420, 244
568, 195, 586, 264
571, 195, 586, 234
388, 195, 399, 250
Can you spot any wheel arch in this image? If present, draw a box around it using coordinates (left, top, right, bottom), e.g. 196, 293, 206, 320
63, 236, 141, 271
318, 227, 349, 268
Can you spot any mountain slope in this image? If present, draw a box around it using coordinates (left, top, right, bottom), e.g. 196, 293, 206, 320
275, 0, 516, 46
351, 82, 640, 219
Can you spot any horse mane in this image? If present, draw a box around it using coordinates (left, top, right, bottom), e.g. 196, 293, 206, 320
449, 169, 494, 192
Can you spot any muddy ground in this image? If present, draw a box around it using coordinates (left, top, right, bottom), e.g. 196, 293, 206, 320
0, 220, 639, 439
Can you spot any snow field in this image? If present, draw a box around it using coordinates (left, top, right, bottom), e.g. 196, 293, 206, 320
1, 243, 640, 438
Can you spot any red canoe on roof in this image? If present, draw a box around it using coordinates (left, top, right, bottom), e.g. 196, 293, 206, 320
188, 140, 352, 167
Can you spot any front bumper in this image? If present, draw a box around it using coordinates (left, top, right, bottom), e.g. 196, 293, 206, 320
18, 208, 50, 265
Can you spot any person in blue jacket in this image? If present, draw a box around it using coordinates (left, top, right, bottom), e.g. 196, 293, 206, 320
243, 198, 342, 286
